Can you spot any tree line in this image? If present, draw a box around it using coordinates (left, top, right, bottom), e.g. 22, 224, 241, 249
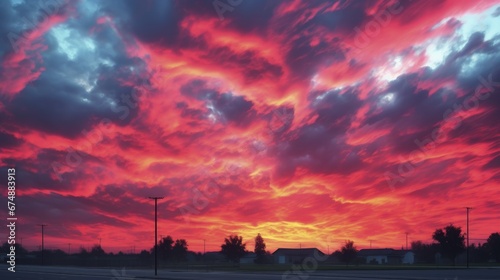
329, 225, 500, 265
412, 225, 500, 265
2, 225, 499, 266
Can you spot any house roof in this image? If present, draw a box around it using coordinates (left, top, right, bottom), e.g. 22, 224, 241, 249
272, 248, 324, 256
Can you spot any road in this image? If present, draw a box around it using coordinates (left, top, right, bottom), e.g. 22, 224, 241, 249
0, 265, 499, 280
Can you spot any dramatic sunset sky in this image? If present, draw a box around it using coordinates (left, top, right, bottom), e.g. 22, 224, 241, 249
1, 0, 499, 253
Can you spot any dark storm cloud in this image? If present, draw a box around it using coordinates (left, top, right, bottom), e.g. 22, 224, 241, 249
456, 32, 485, 57
0, 165, 74, 191
273, 26, 500, 178
429, 32, 499, 84
0, 1, 18, 58
314, 2, 368, 32
0, 147, 103, 192
275, 1, 368, 79
221, 0, 282, 33
0, 131, 21, 149
147, 0, 284, 33
105, 0, 347, 81
212, 92, 254, 125
312, 88, 363, 129
364, 73, 427, 125
103, 0, 213, 50
107, 0, 181, 46
363, 82, 458, 155
105, 0, 364, 82
356, 32, 500, 158
1, 2, 149, 139
0, 0, 70, 57
8, 74, 105, 138
483, 155, 500, 170
202, 47, 283, 83
179, 79, 256, 126
15, 192, 135, 229
426, 39, 500, 146
285, 36, 346, 79
273, 89, 363, 177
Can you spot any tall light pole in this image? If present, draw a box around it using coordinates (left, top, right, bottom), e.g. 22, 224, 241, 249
148, 196, 164, 276
37, 224, 47, 265
466, 207, 472, 268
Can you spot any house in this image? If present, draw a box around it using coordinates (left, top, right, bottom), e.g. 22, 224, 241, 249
272, 248, 325, 264
358, 249, 415, 265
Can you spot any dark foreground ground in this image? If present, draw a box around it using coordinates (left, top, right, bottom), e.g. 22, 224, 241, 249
0, 265, 499, 280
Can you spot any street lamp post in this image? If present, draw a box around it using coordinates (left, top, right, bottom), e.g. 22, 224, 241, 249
37, 224, 47, 265
148, 196, 164, 276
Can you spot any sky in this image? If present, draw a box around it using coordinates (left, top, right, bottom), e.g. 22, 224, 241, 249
0, 0, 500, 254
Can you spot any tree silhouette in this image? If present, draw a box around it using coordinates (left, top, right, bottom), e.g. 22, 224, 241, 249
221, 235, 246, 263
411, 241, 439, 264
486, 232, 500, 262
254, 233, 266, 264
90, 244, 105, 257
1, 242, 28, 256
432, 224, 465, 265
154, 236, 174, 260
78, 247, 89, 256
340, 240, 358, 266
172, 239, 188, 262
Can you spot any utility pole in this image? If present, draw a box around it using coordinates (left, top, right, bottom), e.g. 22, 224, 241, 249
99, 238, 102, 246
368, 240, 374, 249
148, 196, 164, 276
37, 224, 47, 265
466, 207, 472, 268
68, 243, 71, 255
405, 232, 409, 250
202, 239, 206, 270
